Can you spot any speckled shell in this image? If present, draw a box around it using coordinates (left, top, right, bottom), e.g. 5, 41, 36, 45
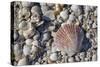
53, 23, 84, 56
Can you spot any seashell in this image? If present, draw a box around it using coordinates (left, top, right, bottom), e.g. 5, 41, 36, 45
68, 57, 74, 62
53, 4, 63, 18
14, 44, 22, 57
32, 40, 39, 47
23, 28, 36, 39
52, 23, 84, 56
21, 2, 32, 8
92, 22, 97, 28
92, 54, 97, 61
31, 12, 41, 23
33, 31, 40, 40
14, 30, 19, 41
42, 32, 51, 42
31, 6, 42, 15
18, 21, 29, 30
49, 52, 58, 61
25, 39, 33, 46
44, 10, 55, 21
18, 7, 30, 21
23, 45, 31, 56
31, 45, 38, 55
67, 12, 76, 24
75, 55, 81, 62
60, 9, 69, 21
17, 57, 27, 65
71, 5, 82, 16
79, 52, 85, 59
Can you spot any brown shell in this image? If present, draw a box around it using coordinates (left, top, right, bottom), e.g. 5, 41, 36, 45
53, 23, 84, 56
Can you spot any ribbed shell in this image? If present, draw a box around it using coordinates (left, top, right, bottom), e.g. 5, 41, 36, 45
53, 23, 84, 56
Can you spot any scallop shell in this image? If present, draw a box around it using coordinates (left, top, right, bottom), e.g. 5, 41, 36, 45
52, 23, 84, 56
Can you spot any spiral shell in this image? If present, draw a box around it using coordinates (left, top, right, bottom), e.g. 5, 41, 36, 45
52, 23, 84, 56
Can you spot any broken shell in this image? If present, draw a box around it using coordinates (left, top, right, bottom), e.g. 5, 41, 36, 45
52, 24, 84, 56
68, 57, 74, 62
32, 40, 39, 47
44, 10, 55, 20
67, 12, 76, 24
31, 6, 42, 15
60, 9, 69, 21
14, 44, 22, 57
18, 21, 29, 30
92, 54, 97, 61
14, 30, 19, 41
25, 39, 33, 46
49, 52, 58, 61
23, 45, 31, 56
71, 5, 82, 16
17, 57, 28, 65
18, 7, 30, 21
21, 2, 32, 8
23, 28, 36, 39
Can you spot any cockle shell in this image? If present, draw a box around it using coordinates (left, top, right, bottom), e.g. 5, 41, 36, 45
52, 23, 84, 56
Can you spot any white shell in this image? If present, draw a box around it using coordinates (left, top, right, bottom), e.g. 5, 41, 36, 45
25, 39, 33, 46
31, 6, 42, 15
60, 9, 69, 20
18, 7, 30, 21
32, 40, 39, 47
49, 53, 58, 61
14, 44, 22, 56
18, 21, 28, 30
17, 57, 27, 65
71, 5, 82, 16
68, 57, 74, 62
22, 2, 32, 7
92, 54, 97, 61
23, 45, 31, 56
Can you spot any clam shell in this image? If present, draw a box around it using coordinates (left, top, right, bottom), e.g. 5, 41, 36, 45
53, 24, 84, 56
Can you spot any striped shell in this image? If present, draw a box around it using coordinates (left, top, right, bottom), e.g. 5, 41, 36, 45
53, 23, 84, 56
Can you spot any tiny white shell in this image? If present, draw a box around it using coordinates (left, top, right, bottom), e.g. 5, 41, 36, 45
32, 40, 39, 47
21, 2, 32, 7
23, 45, 31, 56
49, 52, 58, 61
17, 57, 27, 65
60, 9, 69, 20
25, 39, 33, 46
14, 44, 22, 56
68, 57, 74, 62
92, 54, 97, 61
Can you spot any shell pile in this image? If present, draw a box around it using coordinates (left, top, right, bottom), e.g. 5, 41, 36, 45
11, 1, 97, 66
